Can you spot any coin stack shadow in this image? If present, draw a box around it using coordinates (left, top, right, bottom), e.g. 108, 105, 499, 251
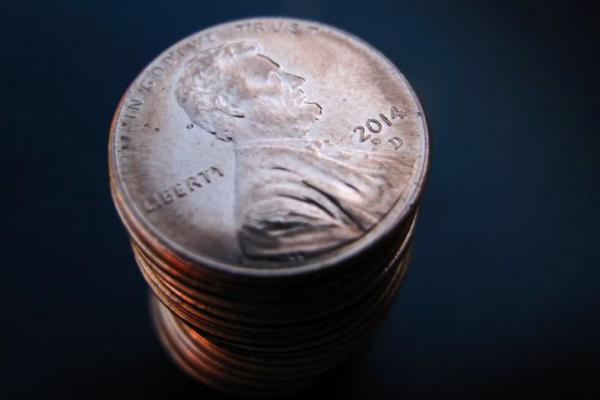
111, 183, 418, 396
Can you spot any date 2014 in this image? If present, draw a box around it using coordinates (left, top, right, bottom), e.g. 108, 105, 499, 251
353, 106, 406, 150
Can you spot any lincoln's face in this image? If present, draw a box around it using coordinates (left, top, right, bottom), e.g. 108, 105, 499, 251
176, 42, 321, 142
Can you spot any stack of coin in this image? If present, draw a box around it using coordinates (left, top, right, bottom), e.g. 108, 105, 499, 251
109, 18, 429, 397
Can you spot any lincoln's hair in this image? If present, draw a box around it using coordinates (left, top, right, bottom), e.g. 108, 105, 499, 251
175, 41, 261, 141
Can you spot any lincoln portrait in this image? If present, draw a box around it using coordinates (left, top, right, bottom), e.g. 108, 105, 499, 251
175, 41, 410, 261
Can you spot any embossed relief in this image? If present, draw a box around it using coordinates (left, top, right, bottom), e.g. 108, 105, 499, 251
176, 41, 411, 261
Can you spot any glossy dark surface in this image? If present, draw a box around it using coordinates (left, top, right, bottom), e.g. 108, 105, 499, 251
3, 1, 599, 398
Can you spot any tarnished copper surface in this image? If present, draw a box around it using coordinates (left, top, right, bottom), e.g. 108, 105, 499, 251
109, 17, 430, 396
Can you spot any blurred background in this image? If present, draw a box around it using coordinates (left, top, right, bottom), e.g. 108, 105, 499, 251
2, 1, 599, 398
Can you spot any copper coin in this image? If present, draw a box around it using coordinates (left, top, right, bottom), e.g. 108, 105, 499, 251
109, 17, 429, 276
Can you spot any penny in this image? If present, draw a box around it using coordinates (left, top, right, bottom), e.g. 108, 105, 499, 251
109, 17, 429, 274
109, 17, 430, 396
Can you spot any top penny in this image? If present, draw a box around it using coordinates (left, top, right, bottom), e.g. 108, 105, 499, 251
109, 18, 430, 274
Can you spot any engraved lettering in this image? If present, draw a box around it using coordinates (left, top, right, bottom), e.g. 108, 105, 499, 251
144, 197, 159, 212
389, 137, 403, 150
144, 166, 224, 213
173, 183, 186, 197
120, 135, 130, 150
123, 99, 144, 121
253, 22, 264, 32
366, 119, 382, 133
271, 21, 285, 32
151, 66, 165, 78
176, 42, 198, 58
288, 22, 300, 34
235, 23, 249, 34
160, 190, 174, 204
210, 166, 224, 177
140, 78, 154, 92
353, 106, 406, 146
193, 33, 215, 47
161, 53, 176, 67
186, 176, 201, 191
354, 126, 370, 142
198, 171, 211, 184
127, 98, 144, 112
390, 106, 407, 119
139, 51, 182, 96
380, 113, 392, 126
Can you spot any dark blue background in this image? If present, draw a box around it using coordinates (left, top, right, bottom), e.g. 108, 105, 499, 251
3, 1, 599, 398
